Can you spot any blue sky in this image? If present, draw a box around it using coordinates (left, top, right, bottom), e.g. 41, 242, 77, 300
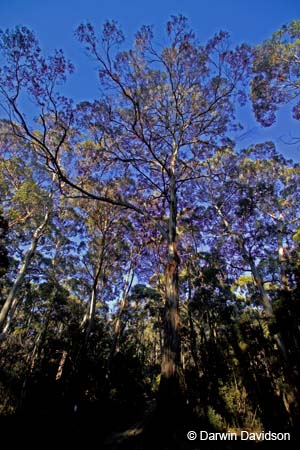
1, 0, 300, 159
1, 0, 299, 44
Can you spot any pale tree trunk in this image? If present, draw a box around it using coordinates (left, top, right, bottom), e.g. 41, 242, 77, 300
186, 264, 200, 373
0, 208, 50, 334
80, 240, 106, 342
112, 268, 134, 353
54, 323, 67, 381
55, 350, 68, 381
241, 246, 274, 318
106, 265, 135, 380
81, 286, 97, 340
2, 295, 19, 334
277, 215, 289, 290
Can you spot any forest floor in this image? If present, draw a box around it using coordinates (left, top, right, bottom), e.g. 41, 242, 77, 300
0, 417, 296, 450
1, 405, 297, 450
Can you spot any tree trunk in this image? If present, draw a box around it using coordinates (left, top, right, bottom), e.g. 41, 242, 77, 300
82, 286, 97, 341
0, 209, 50, 333
2, 295, 19, 334
186, 267, 200, 373
243, 249, 274, 318
159, 173, 183, 418
80, 245, 105, 342
56, 350, 68, 381
107, 267, 134, 375
277, 215, 289, 290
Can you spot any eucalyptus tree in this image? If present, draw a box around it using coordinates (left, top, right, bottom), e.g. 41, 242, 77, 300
0, 137, 57, 334
74, 17, 251, 409
0, 18, 251, 412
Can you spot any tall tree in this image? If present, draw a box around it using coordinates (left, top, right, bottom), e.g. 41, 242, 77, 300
0, 18, 251, 416
74, 17, 250, 411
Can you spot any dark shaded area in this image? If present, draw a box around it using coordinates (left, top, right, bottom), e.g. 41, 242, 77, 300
1, 276, 299, 448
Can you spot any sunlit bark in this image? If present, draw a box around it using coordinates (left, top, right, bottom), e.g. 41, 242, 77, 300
0, 208, 50, 334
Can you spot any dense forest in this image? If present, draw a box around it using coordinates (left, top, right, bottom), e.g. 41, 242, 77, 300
0, 16, 300, 449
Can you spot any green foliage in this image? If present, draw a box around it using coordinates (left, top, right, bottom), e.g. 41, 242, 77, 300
207, 406, 225, 431
219, 382, 262, 430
